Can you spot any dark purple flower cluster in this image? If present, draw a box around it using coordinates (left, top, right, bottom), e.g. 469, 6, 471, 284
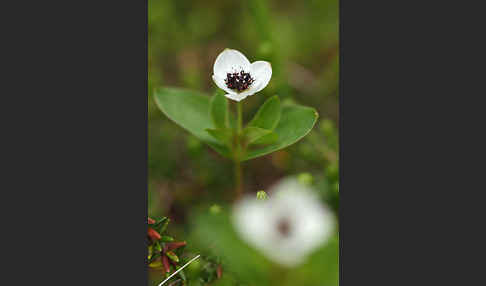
225, 70, 254, 92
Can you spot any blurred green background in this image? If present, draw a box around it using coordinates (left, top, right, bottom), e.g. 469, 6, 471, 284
149, 0, 338, 285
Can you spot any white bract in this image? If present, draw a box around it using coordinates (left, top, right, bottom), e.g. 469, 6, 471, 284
212, 49, 272, 102
232, 178, 334, 267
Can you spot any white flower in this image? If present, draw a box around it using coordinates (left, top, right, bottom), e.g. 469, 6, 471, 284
212, 49, 272, 102
232, 178, 334, 267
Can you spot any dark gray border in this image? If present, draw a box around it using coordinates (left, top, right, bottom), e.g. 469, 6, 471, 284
2, 0, 148, 284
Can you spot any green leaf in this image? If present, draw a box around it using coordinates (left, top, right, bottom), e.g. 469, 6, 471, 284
148, 251, 161, 264
166, 251, 179, 263
148, 259, 163, 268
206, 128, 233, 145
154, 241, 162, 252
153, 87, 232, 158
243, 104, 318, 161
148, 245, 153, 259
154, 87, 317, 161
243, 126, 272, 145
251, 131, 278, 145
160, 236, 174, 242
291, 236, 339, 285
154, 217, 169, 234
175, 265, 187, 281
209, 93, 229, 129
248, 95, 281, 130
153, 217, 168, 229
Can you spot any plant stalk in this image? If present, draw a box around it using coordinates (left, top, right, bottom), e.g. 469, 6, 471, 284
234, 101, 243, 200
234, 158, 242, 200
237, 101, 243, 135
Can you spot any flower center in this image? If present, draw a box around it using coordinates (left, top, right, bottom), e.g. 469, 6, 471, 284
277, 218, 291, 237
225, 70, 254, 92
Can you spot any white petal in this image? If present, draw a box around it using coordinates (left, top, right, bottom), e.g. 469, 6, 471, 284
224, 93, 249, 102
213, 49, 251, 78
241, 81, 263, 97
250, 61, 272, 93
212, 75, 237, 95
230, 83, 260, 98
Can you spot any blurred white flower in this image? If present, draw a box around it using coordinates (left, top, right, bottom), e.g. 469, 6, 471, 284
212, 49, 272, 102
232, 178, 334, 267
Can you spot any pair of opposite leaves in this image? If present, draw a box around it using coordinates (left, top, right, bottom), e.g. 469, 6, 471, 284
154, 87, 318, 161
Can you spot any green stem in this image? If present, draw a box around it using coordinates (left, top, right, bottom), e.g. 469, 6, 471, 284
237, 101, 243, 135
234, 158, 242, 200
234, 101, 243, 200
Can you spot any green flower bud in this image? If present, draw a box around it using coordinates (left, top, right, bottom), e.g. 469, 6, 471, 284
298, 172, 313, 186
209, 204, 222, 214
256, 190, 268, 200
